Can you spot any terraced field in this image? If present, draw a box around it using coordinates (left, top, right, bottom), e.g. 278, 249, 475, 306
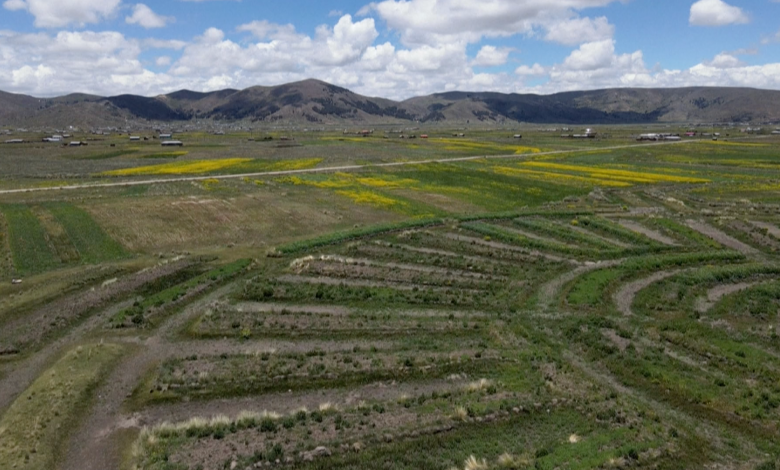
2, 131, 780, 470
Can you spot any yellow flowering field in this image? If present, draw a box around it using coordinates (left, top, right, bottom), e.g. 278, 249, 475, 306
103, 157, 323, 177
522, 161, 710, 184
103, 158, 252, 176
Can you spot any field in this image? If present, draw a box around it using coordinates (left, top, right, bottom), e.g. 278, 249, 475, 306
1, 126, 780, 470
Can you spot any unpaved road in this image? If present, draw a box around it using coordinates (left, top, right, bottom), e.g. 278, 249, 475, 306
0, 141, 689, 196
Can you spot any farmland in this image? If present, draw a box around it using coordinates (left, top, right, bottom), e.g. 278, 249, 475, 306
1, 126, 780, 470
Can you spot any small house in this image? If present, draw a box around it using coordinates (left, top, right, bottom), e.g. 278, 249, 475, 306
513, 134, 522, 139
129, 136, 141, 141
161, 140, 183, 147
4, 139, 24, 144
159, 133, 172, 139
68, 141, 83, 146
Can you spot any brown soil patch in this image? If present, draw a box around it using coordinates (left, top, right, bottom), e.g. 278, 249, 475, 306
617, 220, 678, 246
684, 220, 760, 256
86, 189, 401, 253
613, 270, 682, 316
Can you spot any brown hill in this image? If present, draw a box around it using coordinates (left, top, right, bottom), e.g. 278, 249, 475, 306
2, 79, 780, 127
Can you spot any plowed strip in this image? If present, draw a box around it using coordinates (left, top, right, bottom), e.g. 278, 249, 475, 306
685, 220, 760, 255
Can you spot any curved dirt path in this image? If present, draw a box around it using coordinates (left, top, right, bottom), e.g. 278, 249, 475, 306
613, 270, 682, 316
695, 281, 762, 313
537, 259, 624, 311
617, 220, 678, 246
685, 220, 761, 256
60, 283, 237, 470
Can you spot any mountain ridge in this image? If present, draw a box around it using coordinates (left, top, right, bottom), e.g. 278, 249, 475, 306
2, 79, 779, 127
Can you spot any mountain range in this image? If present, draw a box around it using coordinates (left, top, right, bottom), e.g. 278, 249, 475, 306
2, 79, 780, 128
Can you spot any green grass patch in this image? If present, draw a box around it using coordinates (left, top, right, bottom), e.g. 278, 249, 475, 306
140, 151, 188, 159
0, 343, 125, 470
275, 218, 445, 254
74, 148, 140, 160
0, 204, 60, 275
45, 202, 128, 264
567, 268, 624, 307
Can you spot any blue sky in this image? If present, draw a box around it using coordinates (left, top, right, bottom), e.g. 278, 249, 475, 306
1, 0, 780, 98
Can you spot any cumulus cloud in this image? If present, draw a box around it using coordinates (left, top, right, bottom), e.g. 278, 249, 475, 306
0, 30, 168, 96
706, 53, 743, 68
367, 0, 621, 45
126, 4, 171, 29
515, 63, 546, 76
690, 0, 749, 26
545, 16, 614, 45
472, 45, 512, 67
2, 0, 121, 28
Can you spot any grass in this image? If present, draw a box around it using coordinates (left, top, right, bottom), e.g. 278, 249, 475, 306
0, 204, 60, 276
45, 202, 128, 264
0, 343, 125, 470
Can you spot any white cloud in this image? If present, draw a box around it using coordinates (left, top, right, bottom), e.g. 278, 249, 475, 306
562, 39, 616, 71
126, 4, 171, 29
155, 56, 171, 66
472, 45, 512, 67
368, 0, 621, 46
689, 0, 749, 26
515, 63, 546, 76
706, 53, 743, 68
545, 16, 614, 45
2, 0, 121, 28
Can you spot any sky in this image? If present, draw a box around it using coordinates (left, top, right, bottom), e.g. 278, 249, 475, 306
1, 0, 780, 99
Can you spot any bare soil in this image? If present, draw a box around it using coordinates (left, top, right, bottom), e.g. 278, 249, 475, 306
685, 220, 761, 256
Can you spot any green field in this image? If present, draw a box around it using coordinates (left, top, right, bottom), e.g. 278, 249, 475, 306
1, 129, 780, 470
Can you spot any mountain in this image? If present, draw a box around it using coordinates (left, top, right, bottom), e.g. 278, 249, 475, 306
2, 79, 780, 128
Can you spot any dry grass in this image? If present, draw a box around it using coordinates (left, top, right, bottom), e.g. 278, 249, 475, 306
0, 343, 125, 470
